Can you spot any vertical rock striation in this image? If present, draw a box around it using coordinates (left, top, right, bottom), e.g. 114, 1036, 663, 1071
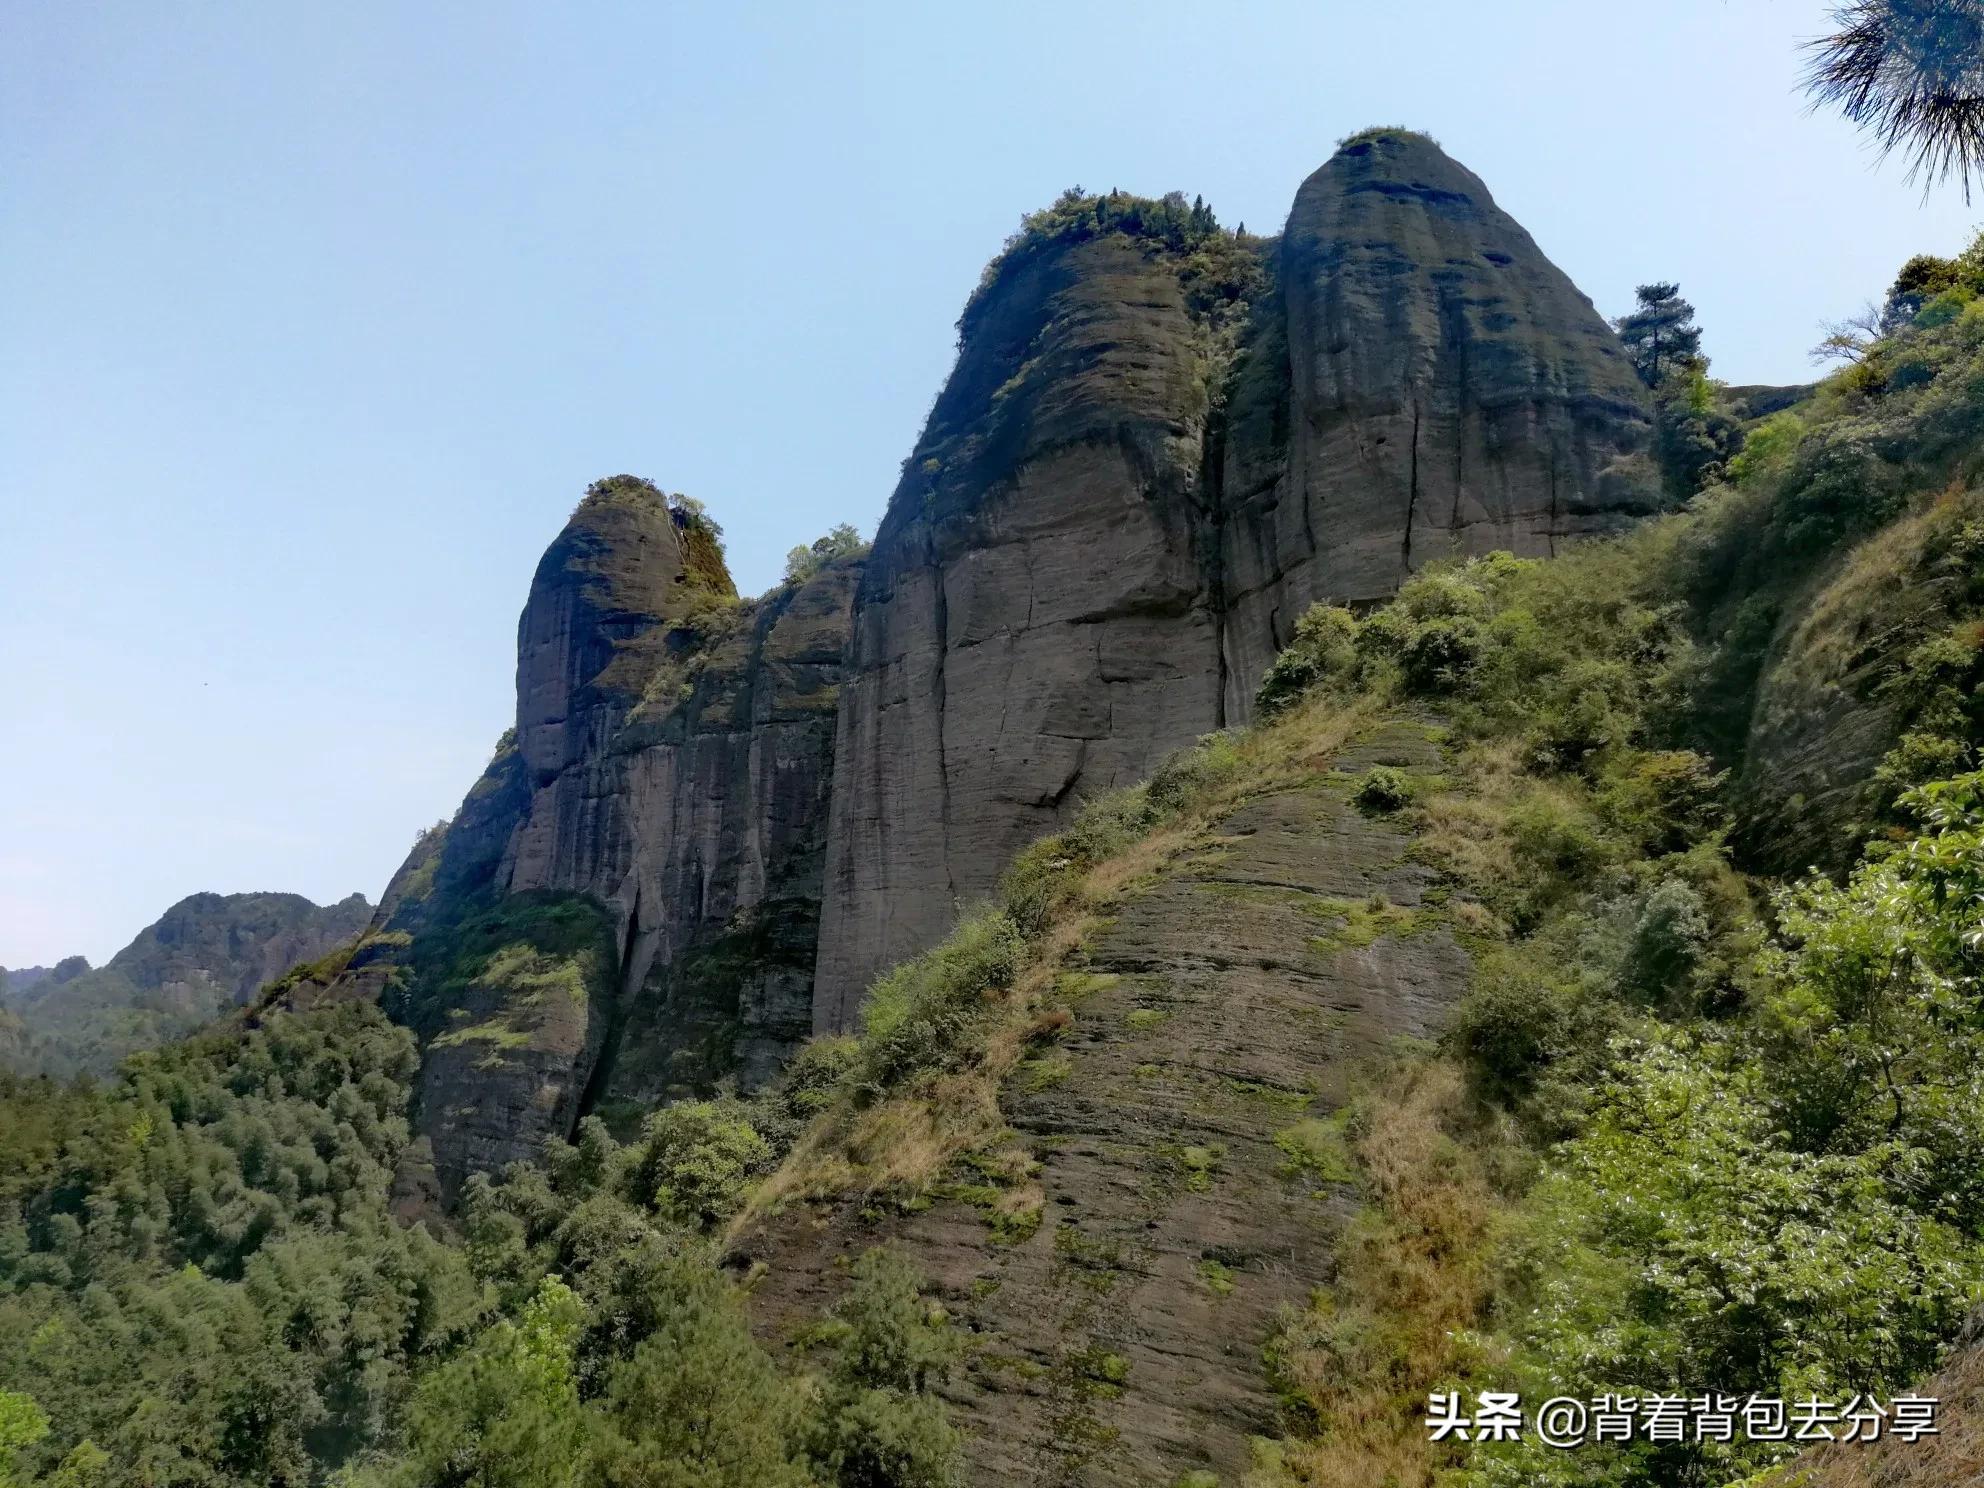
319, 135, 1660, 1199
814, 138, 1656, 1020
1217, 130, 1658, 719
311, 479, 860, 1200
811, 219, 1255, 1025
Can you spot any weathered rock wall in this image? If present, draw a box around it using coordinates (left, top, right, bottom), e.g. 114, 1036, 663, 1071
332, 135, 1658, 1197
318, 480, 861, 1198
815, 134, 1655, 1020
811, 228, 1241, 1026
1217, 131, 1657, 719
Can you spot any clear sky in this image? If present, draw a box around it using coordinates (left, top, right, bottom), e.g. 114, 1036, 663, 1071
2, 1, 1977, 967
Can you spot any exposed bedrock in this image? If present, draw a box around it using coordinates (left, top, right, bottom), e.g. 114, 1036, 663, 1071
331, 135, 1659, 1195
1218, 130, 1658, 719
811, 228, 1234, 1027
322, 480, 860, 1199
814, 133, 1655, 1020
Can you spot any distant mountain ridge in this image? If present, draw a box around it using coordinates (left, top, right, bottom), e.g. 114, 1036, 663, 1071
1, 890, 371, 1079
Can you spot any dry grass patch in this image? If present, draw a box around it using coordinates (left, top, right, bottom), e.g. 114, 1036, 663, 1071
1254, 1060, 1511, 1488
730, 694, 1375, 1243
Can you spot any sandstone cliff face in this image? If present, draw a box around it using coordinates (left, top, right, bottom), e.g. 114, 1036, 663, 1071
813, 137, 1654, 1019
322, 479, 862, 1199
812, 223, 1254, 1025
1217, 131, 1657, 718
341, 137, 1654, 1197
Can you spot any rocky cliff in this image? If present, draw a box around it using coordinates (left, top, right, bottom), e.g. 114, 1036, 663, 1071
1215, 129, 1658, 715
330, 134, 1656, 1196
306, 478, 862, 1199
746, 719, 1471, 1486
2, 890, 373, 1078
812, 132, 1655, 1015
810, 209, 1254, 1025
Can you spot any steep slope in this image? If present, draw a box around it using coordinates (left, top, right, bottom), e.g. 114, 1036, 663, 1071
745, 719, 1470, 1485
1, 891, 372, 1078
812, 205, 1259, 1025
1672, 271, 1984, 871
1217, 129, 1659, 714
815, 137, 1654, 1017
1773, 1314, 1984, 1486
296, 477, 863, 1201
304, 139, 1653, 1209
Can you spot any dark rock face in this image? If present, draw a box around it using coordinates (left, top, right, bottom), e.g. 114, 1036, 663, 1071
814, 135, 1654, 1018
342, 138, 1655, 1197
321, 479, 862, 1199
1218, 131, 1657, 717
812, 229, 1241, 1025
1, 891, 373, 1077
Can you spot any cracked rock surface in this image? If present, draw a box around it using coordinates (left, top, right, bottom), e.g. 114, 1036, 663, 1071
744, 720, 1470, 1485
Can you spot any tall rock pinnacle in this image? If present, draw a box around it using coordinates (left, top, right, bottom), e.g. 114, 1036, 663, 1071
1217, 129, 1658, 711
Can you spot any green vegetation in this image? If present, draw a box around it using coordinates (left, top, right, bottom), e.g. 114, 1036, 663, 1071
1615, 281, 1704, 387
784, 522, 868, 585
1351, 765, 1415, 813
959, 185, 1262, 347
5, 162, 1983, 1488
1227, 232, 1984, 1487
0, 1005, 480, 1484
1612, 281, 1744, 498
384, 889, 615, 1053
0, 893, 372, 1081
1336, 124, 1440, 150
0, 984, 960, 1485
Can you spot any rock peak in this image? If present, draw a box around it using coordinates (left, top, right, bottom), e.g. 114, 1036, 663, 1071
514, 478, 737, 784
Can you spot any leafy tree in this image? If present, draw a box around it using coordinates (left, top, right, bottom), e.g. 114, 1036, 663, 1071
809, 1250, 958, 1488
784, 523, 867, 585
1476, 772, 1984, 1486
0, 1391, 48, 1488
665, 492, 723, 538
591, 1263, 810, 1488
1620, 877, 1711, 1007
1806, 0, 1984, 199
636, 1101, 771, 1229
43, 1440, 110, 1488
1651, 364, 1741, 496
1613, 282, 1703, 387
397, 1277, 589, 1488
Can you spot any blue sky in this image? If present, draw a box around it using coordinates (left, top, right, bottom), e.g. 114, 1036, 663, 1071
2, 0, 1977, 967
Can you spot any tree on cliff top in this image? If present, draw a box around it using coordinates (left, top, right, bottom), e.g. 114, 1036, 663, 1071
785, 522, 866, 585
1614, 282, 1704, 387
